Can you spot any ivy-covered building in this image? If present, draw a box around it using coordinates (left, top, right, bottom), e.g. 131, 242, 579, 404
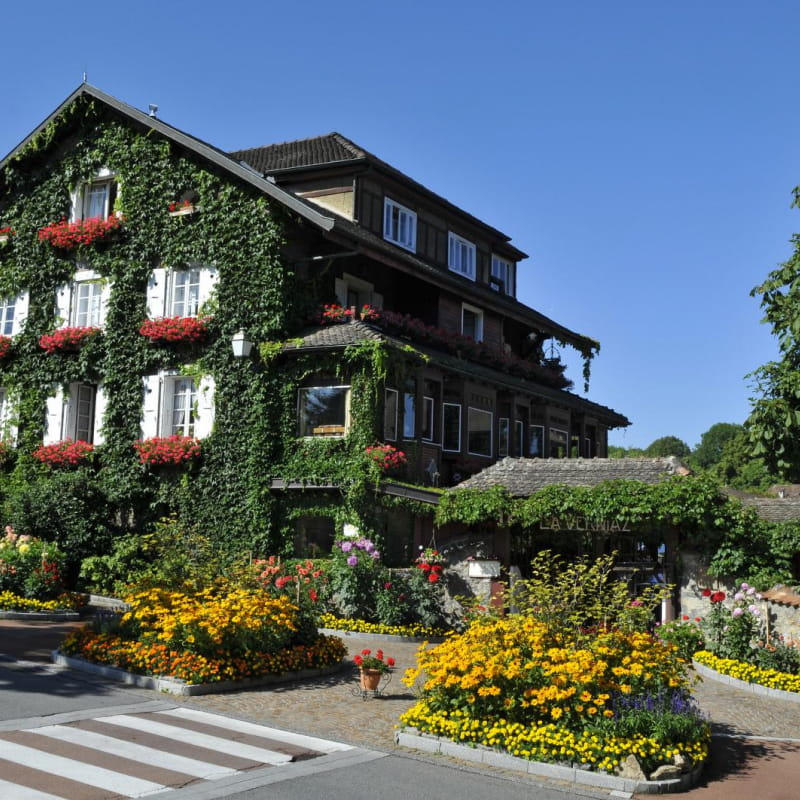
0, 84, 628, 567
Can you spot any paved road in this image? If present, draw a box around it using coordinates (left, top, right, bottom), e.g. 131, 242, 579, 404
2, 619, 800, 799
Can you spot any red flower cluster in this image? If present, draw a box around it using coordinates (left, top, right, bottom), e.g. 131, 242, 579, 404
0, 336, 11, 360
0, 226, 14, 238
168, 199, 195, 212
39, 326, 101, 354
353, 648, 395, 672
702, 587, 726, 603
139, 316, 210, 344
133, 435, 201, 466
32, 439, 94, 468
365, 443, 407, 471
416, 548, 446, 583
38, 215, 123, 250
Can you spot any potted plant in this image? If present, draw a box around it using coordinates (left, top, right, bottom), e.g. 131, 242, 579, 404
353, 648, 395, 691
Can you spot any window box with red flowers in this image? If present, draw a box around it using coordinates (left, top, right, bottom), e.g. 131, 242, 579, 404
33, 439, 94, 468
134, 435, 202, 466
168, 199, 201, 217
0, 226, 14, 245
139, 316, 210, 345
365, 443, 407, 472
0, 336, 12, 361
37, 215, 123, 250
39, 326, 101, 354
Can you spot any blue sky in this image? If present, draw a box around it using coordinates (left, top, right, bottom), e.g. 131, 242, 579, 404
2, 1, 797, 450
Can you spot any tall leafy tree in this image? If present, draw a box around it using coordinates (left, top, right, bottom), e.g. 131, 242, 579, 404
643, 435, 691, 458
691, 422, 743, 469
748, 189, 800, 480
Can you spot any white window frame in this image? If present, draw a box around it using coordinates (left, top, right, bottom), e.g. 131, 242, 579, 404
490, 255, 515, 296
71, 280, 104, 327
0, 298, 15, 336
461, 302, 484, 342
384, 388, 399, 441
442, 403, 462, 452
383, 197, 417, 252
448, 232, 476, 280
467, 407, 493, 457
498, 417, 510, 457
297, 385, 351, 438
169, 268, 202, 317
73, 169, 117, 221
164, 376, 197, 437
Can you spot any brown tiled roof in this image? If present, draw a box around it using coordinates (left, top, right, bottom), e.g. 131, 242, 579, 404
760, 586, 800, 607
454, 457, 688, 496
230, 133, 366, 173
724, 489, 800, 523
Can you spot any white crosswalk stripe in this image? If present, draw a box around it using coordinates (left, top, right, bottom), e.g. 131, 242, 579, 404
0, 707, 354, 799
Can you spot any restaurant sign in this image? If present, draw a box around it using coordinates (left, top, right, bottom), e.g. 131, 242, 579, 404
539, 516, 631, 532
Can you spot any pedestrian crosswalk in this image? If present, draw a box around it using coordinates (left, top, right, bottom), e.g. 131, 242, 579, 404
0, 707, 352, 799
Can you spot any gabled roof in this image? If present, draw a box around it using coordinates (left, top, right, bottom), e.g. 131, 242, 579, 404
724, 489, 800, 523
230, 132, 527, 259
454, 457, 687, 496
0, 84, 336, 234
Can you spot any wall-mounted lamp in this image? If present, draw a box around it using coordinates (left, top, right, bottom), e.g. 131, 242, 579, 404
232, 329, 253, 358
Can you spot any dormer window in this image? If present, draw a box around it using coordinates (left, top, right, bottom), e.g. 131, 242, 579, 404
383, 198, 416, 252
448, 233, 476, 280
490, 255, 515, 296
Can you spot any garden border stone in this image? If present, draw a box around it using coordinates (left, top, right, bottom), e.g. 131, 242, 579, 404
51, 650, 347, 696
395, 727, 704, 795
0, 610, 80, 621
692, 659, 800, 703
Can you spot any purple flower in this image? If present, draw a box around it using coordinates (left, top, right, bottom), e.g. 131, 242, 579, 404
732, 607, 743, 617
340, 541, 353, 553
370, 550, 381, 560
734, 592, 744, 601
347, 555, 358, 567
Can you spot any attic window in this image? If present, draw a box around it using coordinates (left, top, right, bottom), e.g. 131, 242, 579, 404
383, 198, 416, 252
448, 233, 476, 280
490, 256, 515, 296
75, 171, 117, 220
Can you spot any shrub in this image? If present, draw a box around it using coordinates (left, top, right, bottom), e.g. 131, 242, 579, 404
0, 527, 66, 600
655, 617, 705, 661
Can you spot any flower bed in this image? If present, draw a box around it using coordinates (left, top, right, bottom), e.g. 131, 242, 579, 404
318, 612, 449, 639
139, 316, 210, 345
400, 616, 710, 777
39, 326, 101, 354
33, 439, 94, 468
38, 216, 122, 249
0, 590, 86, 613
134, 435, 201, 466
60, 585, 346, 685
693, 650, 800, 694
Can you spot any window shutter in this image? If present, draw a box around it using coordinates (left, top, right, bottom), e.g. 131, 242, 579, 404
13, 291, 29, 334
44, 388, 65, 444
146, 269, 167, 318
55, 283, 71, 326
195, 375, 216, 438
93, 385, 106, 445
63, 383, 77, 440
198, 266, 218, 312
140, 375, 161, 439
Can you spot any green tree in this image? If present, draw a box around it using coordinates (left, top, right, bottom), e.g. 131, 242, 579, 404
691, 422, 743, 469
643, 436, 691, 458
713, 427, 774, 491
607, 445, 645, 458
748, 190, 800, 480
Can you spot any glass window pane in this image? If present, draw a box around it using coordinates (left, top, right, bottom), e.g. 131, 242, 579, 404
0, 299, 15, 336
422, 396, 434, 441
85, 183, 108, 218
443, 404, 461, 452
403, 392, 415, 438
549, 428, 568, 459
298, 386, 349, 436
529, 425, 544, 457
384, 389, 398, 440
499, 418, 509, 457
171, 378, 196, 436
468, 408, 492, 457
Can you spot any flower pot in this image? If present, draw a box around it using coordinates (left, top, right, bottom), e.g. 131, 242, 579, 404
360, 668, 383, 691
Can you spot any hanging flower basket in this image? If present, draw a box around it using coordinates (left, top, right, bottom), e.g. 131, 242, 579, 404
139, 316, 210, 345
0, 336, 12, 360
38, 216, 123, 250
168, 199, 200, 217
134, 435, 201, 466
39, 326, 101, 355
32, 439, 94, 468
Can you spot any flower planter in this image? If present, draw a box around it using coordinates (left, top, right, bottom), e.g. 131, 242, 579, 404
168, 203, 201, 217
360, 668, 383, 692
38, 216, 123, 250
